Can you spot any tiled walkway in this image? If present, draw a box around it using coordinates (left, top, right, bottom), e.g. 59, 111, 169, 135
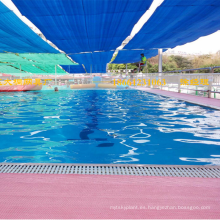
136, 87, 220, 110
0, 173, 219, 219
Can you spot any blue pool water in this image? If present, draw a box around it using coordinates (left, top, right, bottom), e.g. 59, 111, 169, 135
0, 90, 220, 165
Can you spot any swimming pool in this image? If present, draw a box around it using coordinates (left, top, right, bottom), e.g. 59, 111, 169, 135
0, 90, 220, 165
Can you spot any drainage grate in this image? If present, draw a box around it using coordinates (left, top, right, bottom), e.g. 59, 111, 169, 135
0, 163, 220, 178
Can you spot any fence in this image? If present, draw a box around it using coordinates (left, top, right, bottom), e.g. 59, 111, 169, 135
58, 73, 220, 99
136, 73, 220, 99
68, 75, 114, 85
22, 72, 220, 99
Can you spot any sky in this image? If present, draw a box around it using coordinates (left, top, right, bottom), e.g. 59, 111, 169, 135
2, 0, 220, 55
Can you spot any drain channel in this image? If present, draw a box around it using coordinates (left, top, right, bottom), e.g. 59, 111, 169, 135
0, 163, 220, 178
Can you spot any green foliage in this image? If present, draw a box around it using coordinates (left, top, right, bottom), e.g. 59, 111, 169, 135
143, 63, 157, 73
170, 55, 192, 69
127, 63, 137, 69
108, 63, 126, 70
108, 54, 220, 73
110, 53, 118, 62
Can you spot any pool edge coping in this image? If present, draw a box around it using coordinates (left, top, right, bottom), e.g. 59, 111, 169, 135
1, 163, 220, 177
1, 163, 220, 168
133, 87, 220, 110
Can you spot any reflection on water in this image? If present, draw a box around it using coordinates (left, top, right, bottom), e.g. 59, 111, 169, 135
0, 90, 220, 165
180, 155, 220, 165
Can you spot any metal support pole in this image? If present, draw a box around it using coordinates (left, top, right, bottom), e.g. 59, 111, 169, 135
208, 67, 213, 98
158, 49, 163, 90
126, 64, 127, 75
158, 49, 163, 73
90, 65, 92, 83
55, 65, 57, 86
142, 72, 143, 86
178, 73, 181, 93
20, 64, 22, 79
160, 72, 162, 90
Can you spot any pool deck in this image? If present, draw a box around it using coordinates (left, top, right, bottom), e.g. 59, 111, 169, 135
1, 88, 220, 218
0, 173, 220, 219
135, 87, 220, 110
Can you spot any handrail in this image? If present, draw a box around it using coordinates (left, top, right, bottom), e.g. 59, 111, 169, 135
164, 66, 220, 73
164, 67, 212, 73
140, 72, 220, 98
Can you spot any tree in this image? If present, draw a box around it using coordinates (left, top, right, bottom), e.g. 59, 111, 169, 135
170, 55, 192, 69
108, 54, 220, 74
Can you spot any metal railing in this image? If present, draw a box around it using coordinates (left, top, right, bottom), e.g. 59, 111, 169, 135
164, 66, 220, 73
69, 75, 115, 85
138, 72, 220, 99
46, 72, 220, 99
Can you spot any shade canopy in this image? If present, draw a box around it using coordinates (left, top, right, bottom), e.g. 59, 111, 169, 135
0, 53, 75, 65
0, 2, 58, 53
12, 0, 153, 53
62, 65, 86, 74
12, 63, 47, 74
8, 0, 220, 73
125, 0, 220, 50
18, 53, 75, 65
0, 63, 67, 75
0, 65, 26, 75
36, 65, 67, 74
70, 51, 114, 73
113, 50, 159, 64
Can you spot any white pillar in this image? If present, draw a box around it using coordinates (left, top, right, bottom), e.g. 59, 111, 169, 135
55, 65, 57, 85
158, 49, 163, 73
126, 64, 127, 74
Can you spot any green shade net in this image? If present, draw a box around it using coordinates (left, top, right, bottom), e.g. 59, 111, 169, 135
12, 64, 47, 74
0, 65, 30, 77
0, 53, 77, 65
0, 64, 67, 76
0, 53, 78, 76
19, 53, 77, 65
0, 54, 30, 65
36, 65, 67, 74
12, 64, 66, 75
19, 53, 76, 65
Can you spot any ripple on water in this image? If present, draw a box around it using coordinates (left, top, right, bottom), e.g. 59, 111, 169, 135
0, 90, 220, 165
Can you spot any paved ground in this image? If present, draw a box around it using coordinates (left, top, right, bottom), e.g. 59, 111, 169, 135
136, 87, 220, 110
0, 173, 219, 219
